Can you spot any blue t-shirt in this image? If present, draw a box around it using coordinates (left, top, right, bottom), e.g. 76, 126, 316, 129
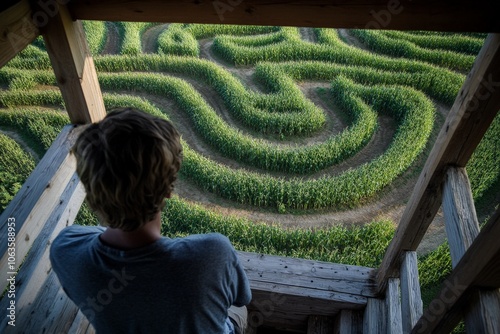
50, 225, 252, 333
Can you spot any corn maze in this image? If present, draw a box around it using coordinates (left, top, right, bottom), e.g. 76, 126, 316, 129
1, 24, 499, 293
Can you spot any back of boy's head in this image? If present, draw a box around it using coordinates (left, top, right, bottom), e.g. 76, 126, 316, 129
72, 107, 183, 231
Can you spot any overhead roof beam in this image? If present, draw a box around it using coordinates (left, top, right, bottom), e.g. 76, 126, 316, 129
66, 0, 500, 32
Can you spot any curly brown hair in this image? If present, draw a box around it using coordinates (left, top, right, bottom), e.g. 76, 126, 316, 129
72, 107, 183, 231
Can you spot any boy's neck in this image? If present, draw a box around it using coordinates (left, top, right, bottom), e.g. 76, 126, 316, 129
99, 212, 162, 250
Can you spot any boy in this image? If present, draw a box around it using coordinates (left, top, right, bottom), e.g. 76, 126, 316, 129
50, 108, 251, 333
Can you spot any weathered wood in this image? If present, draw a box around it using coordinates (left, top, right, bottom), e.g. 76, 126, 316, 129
308, 315, 335, 334
412, 207, 500, 333
376, 33, 500, 294
0, 0, 39, 68
442, 167, 480, 267
40, 3, 105, 124
242, 252, 374, 331
441, 167, 500, 333
0, 170, 86, 332
333, 310, 362, 334
0, 125, 85, 291
386, 278, 402, 333
67, 0, 499, 32
400, 251, 423, 333
363, 298, 386, 334
68, 310, 95, 334
239, 252, 376, 298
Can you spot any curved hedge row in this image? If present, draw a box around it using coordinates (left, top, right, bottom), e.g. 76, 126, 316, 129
379, 31, 484, 55
158, 24, 199, 57
349, 30, 475, 71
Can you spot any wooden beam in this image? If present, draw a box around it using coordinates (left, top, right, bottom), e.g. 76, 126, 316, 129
66, 0, 500, 32
442, 167, 500, 333
39, 3, 105, 124
412, 207, 500, 333
375, 33, 500, 294
0, 0, 39, 68
0, 125, 85, 291
400, 252, 423, 333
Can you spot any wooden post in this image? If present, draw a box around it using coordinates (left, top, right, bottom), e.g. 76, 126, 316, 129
308, 316, 334, 334
411, 207, 500, 333
442, 167, 500, 333
39, 2, 105, 124
386, 278, 402, 333
376, 33, 500, 294
334, 310, 362, 334
400, 252, 423, 333
363, 298, 386, 334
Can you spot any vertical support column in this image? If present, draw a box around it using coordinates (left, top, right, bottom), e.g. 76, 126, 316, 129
38, 2, 106, 124
334, 310, 362, 334
400, 251, 423, 333
308, 315, 334, 334
363, 298, 386, 334
386, 278, 402, 333
442, 167, 500, 333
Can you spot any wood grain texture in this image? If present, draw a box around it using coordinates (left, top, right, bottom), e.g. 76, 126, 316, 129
0, 125, 85, 291
386, 278, 402, 333
376, 33, 500, 295
363, 297, 386, 334
400, 252, 423, 333
442, 166, 500, 333
442, 167, 479, 267
308, 315, 335, 334
0, 0, 39, 68
334, 310, 362, 334
66, 0, 500, 32
412, 207, 500, 333
40, 3, 105, 124
0, 173, 85, 332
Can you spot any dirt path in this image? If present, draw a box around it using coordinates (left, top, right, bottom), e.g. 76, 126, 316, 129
101, 22, 120, 55
142, 23, 170, 54
0, 128, 41, 163
337, 29, 371, 51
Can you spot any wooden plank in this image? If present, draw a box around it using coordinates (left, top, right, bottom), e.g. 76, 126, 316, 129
239, 252, 376, 297
412, 207, 500, 333
0, 171, 86, 332
68, 310, 95, 334
0, 125, 85, 291
441, 167, 500, 333
39, 3, 105, 124
400, 252, 423, 333
363, 298, 386, 334
66, 0, 500, 32
386, 278, 402, 333
308, 315, 334, 334
240, 252, 374, 332
0, 0, 39, 68
375, 33, 500, 294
